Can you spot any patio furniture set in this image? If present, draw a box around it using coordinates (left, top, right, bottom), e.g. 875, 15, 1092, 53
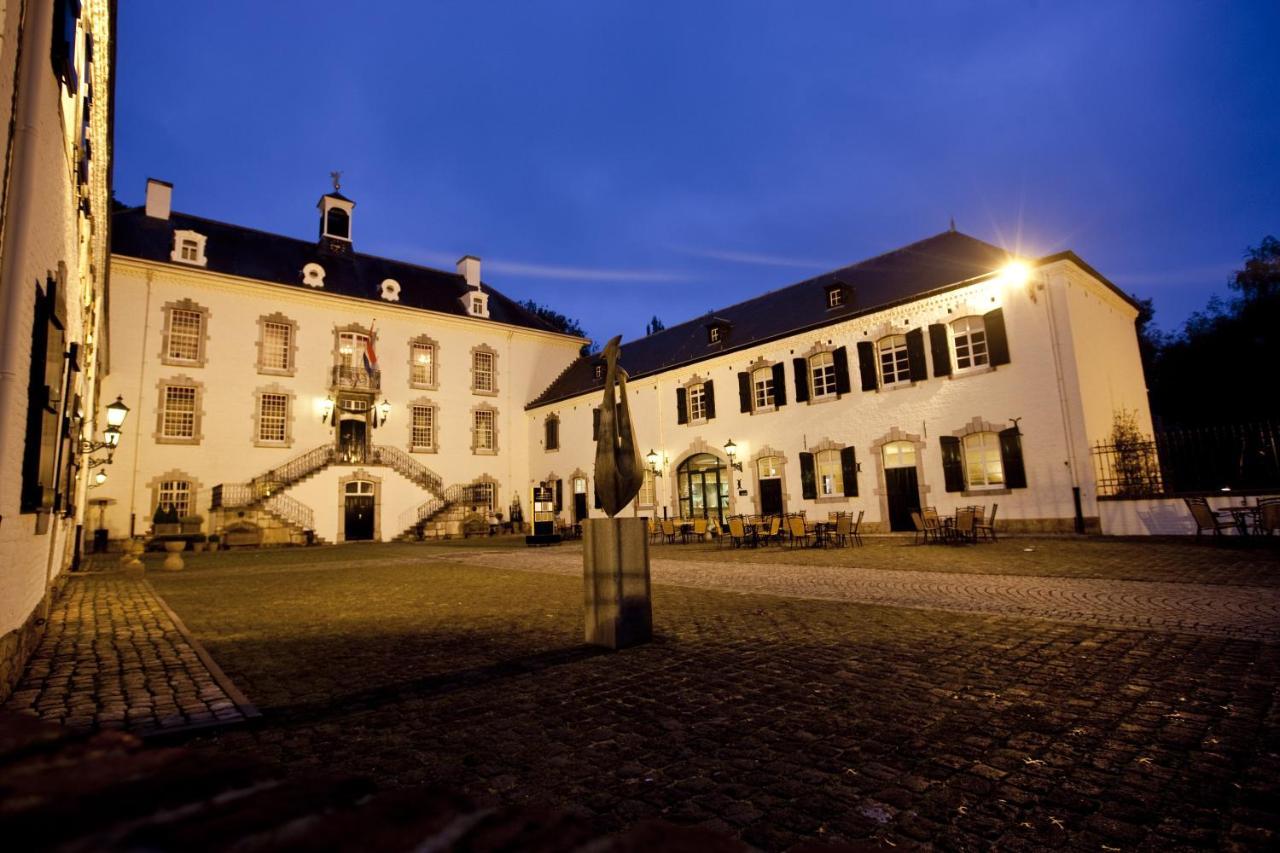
1184, 496, 1280, 541
909, 504, 999, 545
648, 511, 865, 549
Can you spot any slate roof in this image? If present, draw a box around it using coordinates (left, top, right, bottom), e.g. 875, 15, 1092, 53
527, 230, 1019, 409
110, 207, 568, 335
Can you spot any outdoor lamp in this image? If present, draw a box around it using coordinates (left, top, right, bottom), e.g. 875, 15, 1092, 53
105, 395, 130, 428
646, 448, 663, 477
378, 398, 390, 426
724, 439, 743, 472
320, 395, 335, 423
93, 470, 107, 486
103, 426, 120, 448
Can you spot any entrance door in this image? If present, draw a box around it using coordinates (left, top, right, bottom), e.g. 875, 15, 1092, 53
339, 418, 367, 463
677, 453, 728, 524
882, 441, 920, 532
759, 479, 783, 516
573, 477, 588, 522
344, 480, 375, 540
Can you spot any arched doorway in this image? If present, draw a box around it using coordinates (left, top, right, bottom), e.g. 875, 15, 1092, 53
677, 453, 729, 524
881, 441, 920, 531
343, 480, 376, 541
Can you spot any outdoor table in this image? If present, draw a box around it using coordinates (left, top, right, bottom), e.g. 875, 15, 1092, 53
679, 523, 694, 543
809, 522, 830, 548
1226, 506, 1260, 535
743, 523, 759, 547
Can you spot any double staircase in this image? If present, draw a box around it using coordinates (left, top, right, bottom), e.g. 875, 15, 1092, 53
392, 483, 491, 541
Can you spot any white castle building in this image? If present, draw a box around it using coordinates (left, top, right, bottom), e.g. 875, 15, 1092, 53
96, 178, 1153, 543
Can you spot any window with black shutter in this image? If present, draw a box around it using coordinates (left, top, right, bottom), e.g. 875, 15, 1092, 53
940, 436, 965, 493
555, 479, 563, 511
22, 276, 68, 514
984, 308, 1011, 366
999, 426, 1027, 488
799, 452, 817, 500
856, 341, 877, 391
594, 481, 601, 509
51, 0, 82, 94
906, 328, 928, 382
929, 324, 952, 377
792, 358, 810, 402
704, 380, 716, 420
771, 362, 787, 407
676, 387, 687, 424
832, 346, 852, 395
738, 372, 752, 413
592, 407, 600, 439
840, 446, 859, 497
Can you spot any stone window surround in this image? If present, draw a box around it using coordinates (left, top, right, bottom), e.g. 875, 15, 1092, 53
808, 437, 850, 504
471, 402, 499, 455
159, 298, 210, 368
569, 467, 591, 520
408, 334, 440, 390
862, 319, 920, 391
470, 343, 499, 396
680, 373, 709, 425
146, 469, 203, 518
467, 473, 500, 512
337, 470, 381, 543
799, 341, 838, 404
950, 416, 1014, 497
747, 356, 779, 414
949, 314, 994, 376
870, 427, 931, 529
668, 438, 737, 518
332, 322, 375, 368
749, 444, 790, 516
544, 412, 560, 452
255, 312, 298, 376
153, 375, 205, 445
170, 229, 208, 267
408, 397, 439, 454
250, 383, 296, 448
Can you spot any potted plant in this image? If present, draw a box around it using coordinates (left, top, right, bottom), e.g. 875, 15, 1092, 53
208, 534, 220, 553
180, 514, 204, 535
189, 533, 208, 553
153, 503, 181, 537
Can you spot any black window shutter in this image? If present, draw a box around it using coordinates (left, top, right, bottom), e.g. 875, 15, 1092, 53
940, 436, 965, 493
772, 362, 787, 407
799, 452, 817, 499
594, 481, 601, 509
592, 407, 600, 439
792, 358, 810, 402
929, 324, 952, 377
906, 328, 928, 382
555, 479, 563, 511
738, 371, 752, 413
856, 341, 877, 391
704, 380, 716, 420
833, 346, 852, 395
840, 446, 858, 497
999, 426, 1027, 488
546, 418, 558, 450
985, 308, 1011, 366
676, 387, 688, 424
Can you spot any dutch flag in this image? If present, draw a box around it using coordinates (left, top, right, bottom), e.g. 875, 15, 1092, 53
363, 325, 378, 373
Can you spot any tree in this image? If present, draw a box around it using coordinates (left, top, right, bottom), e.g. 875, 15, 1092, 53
645, 315, 665, 335
518, 300, 594, 355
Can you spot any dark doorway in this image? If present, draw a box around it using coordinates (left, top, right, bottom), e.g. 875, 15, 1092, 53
345, 495, 374, 540
573, 493, 588, 522
884, 467, 920, 532
339, 419, 367, 463
759, 479, 783, 516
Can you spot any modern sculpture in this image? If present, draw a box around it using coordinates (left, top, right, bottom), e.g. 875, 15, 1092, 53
583, 336, 653, 648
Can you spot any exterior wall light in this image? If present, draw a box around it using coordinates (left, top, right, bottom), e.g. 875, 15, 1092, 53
82, 396, 131, 468
724, 439, 744, 472
105, 395, 130, 428
320, 395, 335, 423
378, 398, 390, 427
93, 470, 107, 486
646, 448, 664, 477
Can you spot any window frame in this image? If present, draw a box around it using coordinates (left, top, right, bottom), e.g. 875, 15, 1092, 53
544, 414, 560, 451
951, 316, 990, 372
155, 377, 203, 445
470, 345, 498, 396
877, 335, 911, 387
471, 405, 498, 454
256, 313, 297, 376
409, 336, 439, 390
752, 366, 775, 411
409, 402, 437, 453
169, 230, 207, 267
252, 388, 293, 448
688, 383, 707, 422
809, 351, 837, 399
815, 448, 844, 497
961, 431, 1005, 489
159, 299, 209, 368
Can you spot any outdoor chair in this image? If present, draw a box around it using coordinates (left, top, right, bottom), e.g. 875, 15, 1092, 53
833, 514, 852, 547
953, 507, 977, 544
661, 519, 678, 544
692, 518, 708, 541
1184, 497, 1238, 541
975, 503, 999, 542
922, 508, 944, 544
765, 515, 783, 546
787, 514, 810, 548
647, 517, 660, 544
1257, 499, 1280, 537
728, 516, 748, 548
910, 511, 928, 545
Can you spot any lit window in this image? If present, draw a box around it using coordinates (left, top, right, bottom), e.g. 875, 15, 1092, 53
337, 332, 370, 368
877, 335, 910, 386
963, 432, 1004, 487
161, 385, 197, 439
816, 449, 843, 497
167, 309, 202, 362
688, 383, 707, 421
638, 469, 656, 507
411, 405, 435, 450
257, 393, 288, 443
473, 409, 495, 451
810, 352, 837, 398
158, 480, 192, 517
882, 440, 916, 469
827, 288, 844, 308
757, 455, 782, 479
473, 350, 495, 392
411, 342, 436, 386
261, 321, 291, 371
952, 316, 989, 370
752, 366, 775, 410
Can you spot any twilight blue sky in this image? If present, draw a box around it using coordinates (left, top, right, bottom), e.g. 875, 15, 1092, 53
114, 1, 1279, 343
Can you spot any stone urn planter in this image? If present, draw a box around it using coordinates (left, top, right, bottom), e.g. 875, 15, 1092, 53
123, 539, 146, 576
162, 540, 186, 572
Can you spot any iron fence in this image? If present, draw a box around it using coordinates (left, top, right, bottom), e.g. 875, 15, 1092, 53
1093, 421, 1280, 497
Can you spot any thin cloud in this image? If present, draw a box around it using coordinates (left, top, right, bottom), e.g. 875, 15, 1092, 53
391, 247, 689, 284
673, 245, 839, 270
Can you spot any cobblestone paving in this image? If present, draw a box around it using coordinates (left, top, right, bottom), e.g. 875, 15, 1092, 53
152, 550, 1280, 851
3, 575, 259, 735
440, 545, 1280, 641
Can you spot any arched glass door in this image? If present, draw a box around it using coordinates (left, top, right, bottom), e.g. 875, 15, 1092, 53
677, 453, 729, 524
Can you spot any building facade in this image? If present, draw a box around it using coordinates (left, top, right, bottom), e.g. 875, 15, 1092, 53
0, 0, 114, 698
97, 180, 585, 545
524, 231, 1153, 534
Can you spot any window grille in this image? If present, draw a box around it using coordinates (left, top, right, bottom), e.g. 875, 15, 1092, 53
474, 409, 495, 450
161, 385, 197, 438
878, 336, 910, 385
688, 384, 707, 421
473, 351, 495, 392
962, 432, 1004, 487
167, 309, 202, 362
411, 343, 435, 386
158, 480, 192, 517
952, 317, 989, 370
412, 405, 435, 450
752, 367, 775, 409
258, 393, 288, 443
810, 352, 837, 398
262, 321, 291, 370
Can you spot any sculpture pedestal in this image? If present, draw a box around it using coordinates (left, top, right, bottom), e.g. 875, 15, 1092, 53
583, 518, 652, 649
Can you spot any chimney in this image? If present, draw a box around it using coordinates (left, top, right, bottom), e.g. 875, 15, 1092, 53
457, 255, 481, 288
145, 178, 172, 219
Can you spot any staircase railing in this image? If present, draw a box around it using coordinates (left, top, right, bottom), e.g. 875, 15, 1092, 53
250, 443, 336, 494
371, 445, 444, 495
393, 482, 489, 539
263, 493, 315, 531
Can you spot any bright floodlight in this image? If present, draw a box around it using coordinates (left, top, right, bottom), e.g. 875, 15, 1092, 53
998, 260, 1031, 288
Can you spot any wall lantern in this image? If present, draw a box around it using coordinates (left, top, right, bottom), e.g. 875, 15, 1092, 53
377, 398, 390, 427
82, 395, 131, 467
105, 395, 130, 428
723, 439, 744, 472
646, 448, 664, 477
93, 470, 107, 487
320, 395, 335, 423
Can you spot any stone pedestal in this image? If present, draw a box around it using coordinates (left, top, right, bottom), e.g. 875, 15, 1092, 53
161, 541, 185, 572
583, 517, 652, 649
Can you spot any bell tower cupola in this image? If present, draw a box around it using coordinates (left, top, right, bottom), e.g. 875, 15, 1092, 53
318, 171, 355, 253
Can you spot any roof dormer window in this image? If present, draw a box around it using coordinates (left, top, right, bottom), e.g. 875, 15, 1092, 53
705, 317, 731, 346
825, 281, 851, 310
170, 230, 207, 267
709, 326, 721, 343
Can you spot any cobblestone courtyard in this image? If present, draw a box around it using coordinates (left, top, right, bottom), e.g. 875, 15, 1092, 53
134, 538, 1280, 851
